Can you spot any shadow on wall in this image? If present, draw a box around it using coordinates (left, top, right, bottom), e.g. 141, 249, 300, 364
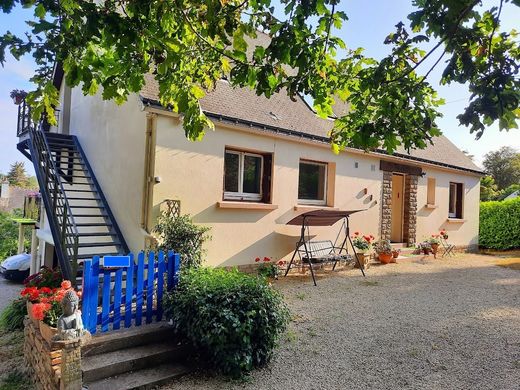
216, 231, 304, 267
193, 203, 274, 224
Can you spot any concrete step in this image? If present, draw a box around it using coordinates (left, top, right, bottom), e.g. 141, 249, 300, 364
82, 340, 188, 383
83, 361, 190, 390
82, 322, 175, 357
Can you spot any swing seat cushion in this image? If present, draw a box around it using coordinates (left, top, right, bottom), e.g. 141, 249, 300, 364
298, 240, 351, 264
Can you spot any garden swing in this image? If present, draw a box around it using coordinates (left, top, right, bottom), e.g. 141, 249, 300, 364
284, 209, 367, 285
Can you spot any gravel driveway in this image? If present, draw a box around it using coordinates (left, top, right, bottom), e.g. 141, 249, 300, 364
161, 254, 520, 390
0, 277, 22, 312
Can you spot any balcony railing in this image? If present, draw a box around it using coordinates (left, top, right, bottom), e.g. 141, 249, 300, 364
16, 99, 35, 137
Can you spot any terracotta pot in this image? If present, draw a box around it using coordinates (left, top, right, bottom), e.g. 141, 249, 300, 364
26, 301, 39, 326
39, 321, 58, 344
422, 248, 430, 255
392, 250, 399, 259
431, 243, 439, 253
355, 253, 370, 270
378, 252, 393, 264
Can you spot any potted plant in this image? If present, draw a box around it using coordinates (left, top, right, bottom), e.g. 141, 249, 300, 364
256, 257, 279, 279
373, 239, 394, 264
440, 229, 449, 239
392, 248, 401, 259
416, 242, 432, 255
10, 89, 27, 105
428, 235, 441, 257
352, 232, 374, 269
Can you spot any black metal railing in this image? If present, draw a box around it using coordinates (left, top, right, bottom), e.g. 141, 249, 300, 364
17, 99, 35, 137
29, 125, 80, 280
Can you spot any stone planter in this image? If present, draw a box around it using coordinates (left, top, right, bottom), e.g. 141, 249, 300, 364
378, 252, 393, 264
355, 252, 370, 270
39, 321, 58, 344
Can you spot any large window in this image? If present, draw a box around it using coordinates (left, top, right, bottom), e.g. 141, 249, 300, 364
224, 149, 272, 202
298, 160, 327, 205
449, 182, 463, 218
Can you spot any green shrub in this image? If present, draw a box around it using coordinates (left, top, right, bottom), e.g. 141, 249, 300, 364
164, 267, 290, 377
480, 198, 520, 249
153, 214, 211, 268
0, 299, 26, 332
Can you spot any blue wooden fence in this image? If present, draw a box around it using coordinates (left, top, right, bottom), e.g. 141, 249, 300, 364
81, 251, 180, 334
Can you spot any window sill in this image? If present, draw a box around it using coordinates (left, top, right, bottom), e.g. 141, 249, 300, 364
217, 201, 278, 210
446, 218, 465, 223
294, 205, 339, 212
425, 204, 438, 209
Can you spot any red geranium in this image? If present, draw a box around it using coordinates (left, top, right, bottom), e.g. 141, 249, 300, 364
31, 302, 51, 321
61, 280, 72, 290
263, 257, 271, 262
255, 257, 260, 262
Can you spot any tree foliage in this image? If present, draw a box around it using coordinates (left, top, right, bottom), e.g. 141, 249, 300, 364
482, 146, 520, 189
6, 161, 29, 187
480, 175, 499, 201
0, 0, 519, 152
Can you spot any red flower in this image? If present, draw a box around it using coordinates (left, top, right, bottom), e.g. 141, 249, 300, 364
263, 257, 271, 262
61, 280, 72, 290
354, 232, 360, 236
255, 257, 260, 263
277, 260, 286, 266
32, 303, 51, 321
40, 287, 52, 295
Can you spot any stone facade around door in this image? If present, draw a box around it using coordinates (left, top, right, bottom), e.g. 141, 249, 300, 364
380, 166, 419, 246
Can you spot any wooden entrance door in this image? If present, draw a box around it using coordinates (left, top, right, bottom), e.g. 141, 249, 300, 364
391, 174, 405, 242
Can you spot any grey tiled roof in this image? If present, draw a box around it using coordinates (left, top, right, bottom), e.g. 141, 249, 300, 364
140, 74, 483, 174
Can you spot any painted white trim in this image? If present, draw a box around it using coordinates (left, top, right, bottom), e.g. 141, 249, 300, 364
223, 150, 263, 201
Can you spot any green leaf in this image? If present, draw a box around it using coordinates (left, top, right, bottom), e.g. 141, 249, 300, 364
34, 3, 45, 19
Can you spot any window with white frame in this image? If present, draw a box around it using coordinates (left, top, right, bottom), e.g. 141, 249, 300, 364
224, 149, 267, 201
298, 160, 327, 205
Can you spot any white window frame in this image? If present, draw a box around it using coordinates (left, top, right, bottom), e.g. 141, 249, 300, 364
224, 150, 263, 201
298, 160, 328, 206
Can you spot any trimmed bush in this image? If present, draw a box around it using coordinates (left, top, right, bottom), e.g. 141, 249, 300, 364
154, 214, 211, 269
164, 267, 290, 377
0, 299, 26, 332
480, 198, 520, 249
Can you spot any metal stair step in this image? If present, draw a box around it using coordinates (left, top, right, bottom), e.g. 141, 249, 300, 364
75, 223, 113, 227
62, 197, 101, 201
69, 232, 118, 237
62, 189, 98, 193
76, 252, 120, 259
58, 214, 108, 218
68, 205, 104, 209
68, 242, 120, 248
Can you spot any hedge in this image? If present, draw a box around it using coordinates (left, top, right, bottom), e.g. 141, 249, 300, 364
480, 197, 520, 249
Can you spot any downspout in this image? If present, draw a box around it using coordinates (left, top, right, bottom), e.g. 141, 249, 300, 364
141, 112, 157, 233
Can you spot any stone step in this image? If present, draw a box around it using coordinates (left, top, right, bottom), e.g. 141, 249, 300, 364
83, 361, 190, 390
82, 322, 175, 357
82, 340, 189, 383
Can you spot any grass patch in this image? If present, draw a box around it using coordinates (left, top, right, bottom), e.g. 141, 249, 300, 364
0, 370, 31, 390
295, 293, 306, 300
496, 258, 520, 271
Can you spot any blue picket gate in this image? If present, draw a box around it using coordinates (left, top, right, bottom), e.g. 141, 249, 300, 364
81, 251, 180, 334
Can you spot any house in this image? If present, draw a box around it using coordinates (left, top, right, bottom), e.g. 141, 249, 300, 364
0, 181, 38, 213
15, 66, 483, 277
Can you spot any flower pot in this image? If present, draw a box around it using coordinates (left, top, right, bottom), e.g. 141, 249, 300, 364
431, 243, 439, 253
39, 321, 58, 344
392, 250, 399, 259
355, 253, 370, 270
26, 301, 39, 326
378, 253, 393, 264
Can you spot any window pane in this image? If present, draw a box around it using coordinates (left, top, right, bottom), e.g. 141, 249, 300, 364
298, 162, 326, 200
449, 183, 456, 215
243, 155, 262, 194
224, 152, 239, 192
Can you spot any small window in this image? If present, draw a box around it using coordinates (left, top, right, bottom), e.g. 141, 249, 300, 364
224, 149, 272, 202
449, 182, 463, 218
298, 160, 327, 205
427, 177, 436, 205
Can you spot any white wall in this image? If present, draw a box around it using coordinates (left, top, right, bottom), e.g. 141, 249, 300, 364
68, 91, 148, 252
153, 115, 481, 267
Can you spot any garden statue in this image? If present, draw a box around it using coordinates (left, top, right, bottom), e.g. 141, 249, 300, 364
55, 290, 86, 340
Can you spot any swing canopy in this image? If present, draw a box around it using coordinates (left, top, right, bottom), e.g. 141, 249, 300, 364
286, 209, 365, 227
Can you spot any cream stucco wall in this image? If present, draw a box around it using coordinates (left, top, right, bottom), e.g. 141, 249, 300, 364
68, 91, 148, 252
153, 115, 481, 267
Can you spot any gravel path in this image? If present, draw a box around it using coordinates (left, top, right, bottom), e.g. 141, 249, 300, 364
0, 277, 22, 312
160, 254, 520, 390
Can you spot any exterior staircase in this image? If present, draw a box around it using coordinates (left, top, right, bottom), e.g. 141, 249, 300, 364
18, 125, 129, 281
81, 323, 191, 390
